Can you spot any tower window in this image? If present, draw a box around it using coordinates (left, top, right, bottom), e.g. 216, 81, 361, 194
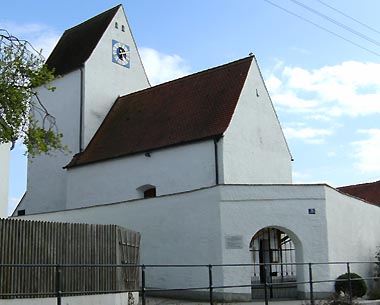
115, 22, 118, 29
122, 25, 125, 32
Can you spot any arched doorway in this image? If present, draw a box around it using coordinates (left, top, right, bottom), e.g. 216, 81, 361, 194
250, 227, 297, 299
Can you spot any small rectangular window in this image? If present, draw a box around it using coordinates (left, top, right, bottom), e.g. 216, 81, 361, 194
144, 188, 156, 198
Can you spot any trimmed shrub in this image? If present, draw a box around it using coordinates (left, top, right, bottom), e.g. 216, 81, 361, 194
334, 272, 367, 298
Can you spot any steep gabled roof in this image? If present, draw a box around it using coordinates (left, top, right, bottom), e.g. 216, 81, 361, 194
46, 5, 121, 75
338, 180, 380, 206
66, 56, 254, 168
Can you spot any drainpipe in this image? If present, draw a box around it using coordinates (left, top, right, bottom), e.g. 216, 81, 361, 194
79, 65, 85, 152
214, 137, 221, 185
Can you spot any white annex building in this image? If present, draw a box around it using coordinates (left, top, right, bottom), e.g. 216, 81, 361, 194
12, 5, 380, 301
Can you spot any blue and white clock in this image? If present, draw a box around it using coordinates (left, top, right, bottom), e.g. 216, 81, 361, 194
112, 40, 130, 68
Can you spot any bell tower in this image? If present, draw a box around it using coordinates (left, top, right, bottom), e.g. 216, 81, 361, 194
16, 5, 150, 215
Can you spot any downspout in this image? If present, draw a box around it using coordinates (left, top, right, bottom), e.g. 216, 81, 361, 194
214, 137, 221, 185
79, 65, 85, 152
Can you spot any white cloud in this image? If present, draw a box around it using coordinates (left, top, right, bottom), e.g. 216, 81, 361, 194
272, 93, 319, 112
7, 197, 20, 216
351, 129, 380, 173
267, 61, 380, 117
292, 171, 311, 181
139, 47, 191, 85
283, 127, 332, 144
0, 21, 60, 57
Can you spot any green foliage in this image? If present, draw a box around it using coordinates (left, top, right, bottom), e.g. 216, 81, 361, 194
0, 30, 67, 157
334, 272, 367, 298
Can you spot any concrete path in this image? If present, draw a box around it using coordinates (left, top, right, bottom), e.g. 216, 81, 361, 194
140, 296, 380, 305
140, 296, 306, 305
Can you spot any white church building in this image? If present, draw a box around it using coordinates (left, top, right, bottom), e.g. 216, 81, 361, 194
12, 5, 380, 301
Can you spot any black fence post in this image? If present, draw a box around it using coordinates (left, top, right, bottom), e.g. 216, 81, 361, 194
141, 265, 146, 305
263, 264, 269, 305
208, 264, 213, 305
308, 263, 314, 305
346, 262, 352, 304
56, 264, 62, 305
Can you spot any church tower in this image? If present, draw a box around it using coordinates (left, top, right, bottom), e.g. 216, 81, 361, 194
17, 5, 150, 215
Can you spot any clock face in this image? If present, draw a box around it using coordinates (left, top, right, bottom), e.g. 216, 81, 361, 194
112, 40, 130, 68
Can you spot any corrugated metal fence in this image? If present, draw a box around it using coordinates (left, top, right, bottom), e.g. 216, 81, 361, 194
0, 218, 140, 298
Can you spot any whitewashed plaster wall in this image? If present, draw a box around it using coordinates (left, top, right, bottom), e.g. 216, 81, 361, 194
218, 184, 330, 296
325, 187, 380, 282
0, 143, 10, 217
18, 71, 82, 214
18, 186, 224, 291
66, 140, 216, 208
17, 184, 376, 299
83, 6, 149, 148
222, 58, 292, 184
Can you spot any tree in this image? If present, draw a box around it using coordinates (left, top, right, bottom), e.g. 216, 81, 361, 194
0, 29, 67, 157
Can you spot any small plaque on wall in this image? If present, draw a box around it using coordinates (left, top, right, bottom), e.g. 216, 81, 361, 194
225, 235, 243, 249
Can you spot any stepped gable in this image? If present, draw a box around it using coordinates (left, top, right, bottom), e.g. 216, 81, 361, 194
66, 56, 254, 167
46, 5, 121, 76
338, 180, 380, 206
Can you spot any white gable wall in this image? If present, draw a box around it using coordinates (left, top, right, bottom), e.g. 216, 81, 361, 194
18, 71, 82, 214
0, 143, 10, 217
83, 6, 150, 148
221, 58, 292, 184
66, 140, 217, 208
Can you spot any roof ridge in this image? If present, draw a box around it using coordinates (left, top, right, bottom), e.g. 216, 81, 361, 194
64, 4, 121, 34
119, 55, 255, 100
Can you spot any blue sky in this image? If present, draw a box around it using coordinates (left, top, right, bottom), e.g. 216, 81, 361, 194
2, 0, 380, 214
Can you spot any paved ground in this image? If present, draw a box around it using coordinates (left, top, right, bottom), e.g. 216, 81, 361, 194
139, 296, 380, 305
140, 296, 307, 305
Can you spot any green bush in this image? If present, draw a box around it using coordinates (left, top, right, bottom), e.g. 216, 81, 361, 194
334, 273, 367, 298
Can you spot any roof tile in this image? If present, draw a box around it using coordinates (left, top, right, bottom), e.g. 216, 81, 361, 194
66, 56, 253, 167
338, 180, 380, 206
46, 5, 120, 75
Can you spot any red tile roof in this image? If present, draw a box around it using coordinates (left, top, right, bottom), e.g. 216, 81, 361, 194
46, 5, 120, 76
66, 56, 253, 167
338, 180, 380, 206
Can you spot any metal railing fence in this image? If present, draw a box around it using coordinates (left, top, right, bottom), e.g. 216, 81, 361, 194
0, 261, 379, 305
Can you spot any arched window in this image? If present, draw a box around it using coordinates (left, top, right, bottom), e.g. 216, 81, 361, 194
121, 25, 125, 32
115, 22, 118, 29
137, 184, 157, 199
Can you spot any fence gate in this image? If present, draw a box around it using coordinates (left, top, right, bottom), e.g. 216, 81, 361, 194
250, 227, 297, 299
